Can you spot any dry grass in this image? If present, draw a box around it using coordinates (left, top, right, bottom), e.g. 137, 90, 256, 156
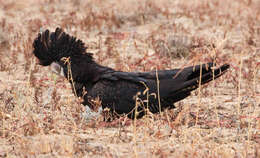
0, 0, 259, 157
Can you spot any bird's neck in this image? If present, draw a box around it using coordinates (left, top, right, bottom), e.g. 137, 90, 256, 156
70, 60, 112, 83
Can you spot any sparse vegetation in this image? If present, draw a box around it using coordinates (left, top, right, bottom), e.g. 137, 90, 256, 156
0, 0, 259, 157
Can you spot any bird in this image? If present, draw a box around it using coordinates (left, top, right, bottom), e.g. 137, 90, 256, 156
32, 27, 230, 119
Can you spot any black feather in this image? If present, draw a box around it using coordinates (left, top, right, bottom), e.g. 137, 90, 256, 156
32, 27, 230, 119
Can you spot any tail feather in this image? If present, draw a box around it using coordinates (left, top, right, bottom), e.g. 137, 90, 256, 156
180, 63, 229, 92
162, 63, 229, 102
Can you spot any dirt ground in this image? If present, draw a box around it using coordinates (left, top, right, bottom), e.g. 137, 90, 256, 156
0, 0, 259, 157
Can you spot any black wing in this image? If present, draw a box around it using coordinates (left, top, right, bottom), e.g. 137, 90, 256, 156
100, 63, 229, 85
100, 62, 229, 99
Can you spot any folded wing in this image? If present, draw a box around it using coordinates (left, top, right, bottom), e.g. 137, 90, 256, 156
100, 63, 229, 103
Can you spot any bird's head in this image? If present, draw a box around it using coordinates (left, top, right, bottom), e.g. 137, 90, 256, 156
32, 27, 94, 76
